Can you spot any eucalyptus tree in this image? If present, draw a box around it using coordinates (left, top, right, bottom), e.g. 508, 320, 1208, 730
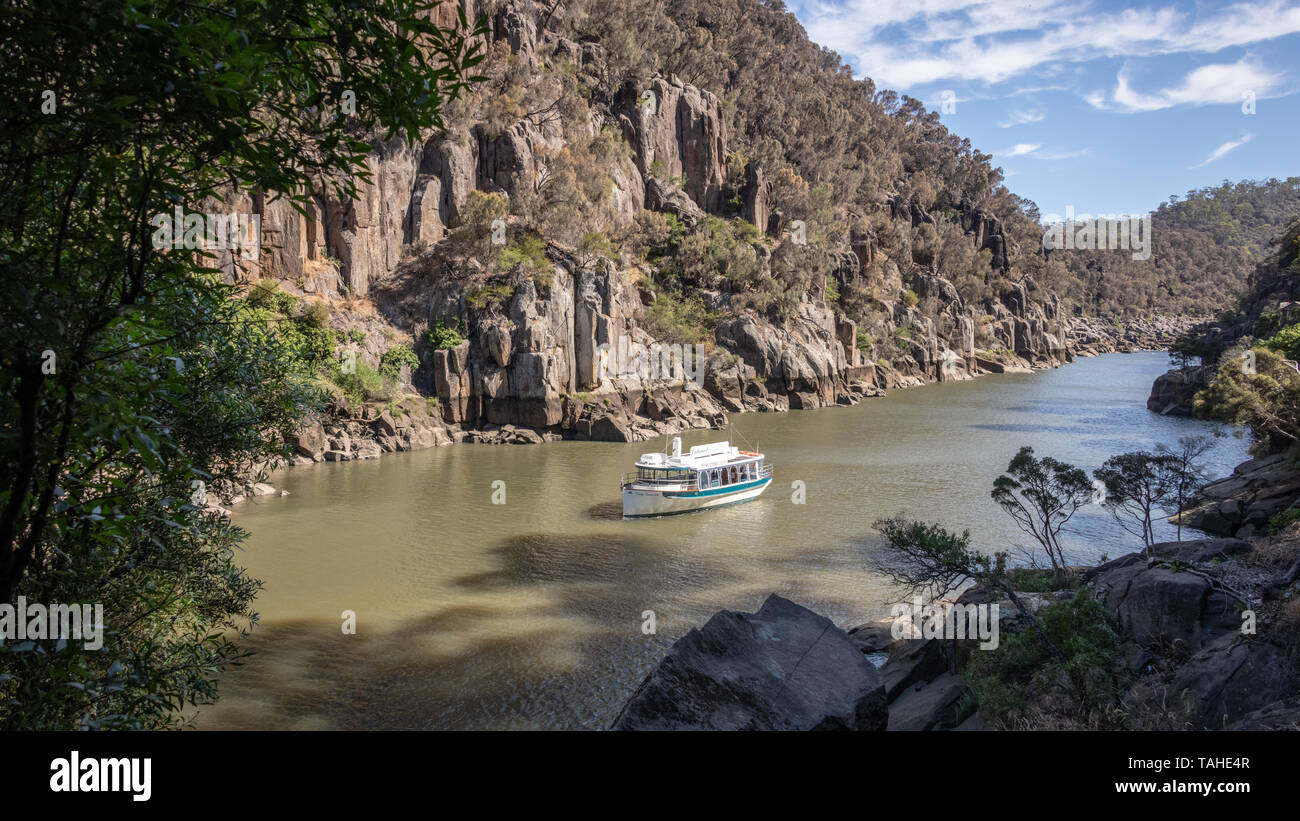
991, 446, 1093, 583
1094, 451, 1182, 554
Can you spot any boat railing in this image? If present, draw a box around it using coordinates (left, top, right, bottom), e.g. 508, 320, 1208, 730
621, 472, 697, 490
622, 465, 773, 489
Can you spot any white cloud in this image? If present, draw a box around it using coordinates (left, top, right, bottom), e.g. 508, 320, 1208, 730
1191, 133, 1254, 167
792, 0, 1300, 89
998, 109, 1046, 127
998, 143, 1042, 157
996, 143, 1087, 160
1089, 58, 1285, 111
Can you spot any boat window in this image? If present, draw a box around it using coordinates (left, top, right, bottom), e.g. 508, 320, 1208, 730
730, 467, 739, 484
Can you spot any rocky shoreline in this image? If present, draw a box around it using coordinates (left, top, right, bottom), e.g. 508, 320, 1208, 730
304, 312, 1186, 456
201, 312, 1191, 510
206, 319, 1189, 508
612, 531, 1300, 731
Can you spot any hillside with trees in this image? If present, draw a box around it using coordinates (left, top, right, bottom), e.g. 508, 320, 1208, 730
1060, 178, 1300, 318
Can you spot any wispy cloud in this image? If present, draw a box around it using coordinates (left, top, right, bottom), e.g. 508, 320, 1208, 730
998, 109, 1046, 128
793, 0, 1300, 89
998, 143, 1042, 157
1088, 58, 1285, 112
996, 143, 1088, 160
1191, 133, 1254, 167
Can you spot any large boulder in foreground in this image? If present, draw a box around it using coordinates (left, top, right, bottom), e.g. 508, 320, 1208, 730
612, 594, 888, 730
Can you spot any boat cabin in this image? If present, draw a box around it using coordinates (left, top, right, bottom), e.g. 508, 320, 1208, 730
630, 441, 765, 490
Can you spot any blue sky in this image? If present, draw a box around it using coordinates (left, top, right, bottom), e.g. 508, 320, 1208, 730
786, 0, 1300, 219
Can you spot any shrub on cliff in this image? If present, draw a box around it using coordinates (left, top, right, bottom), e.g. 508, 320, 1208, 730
1196, 345, 1300, 454
965, 593, 1132, 729
379, 344, 421, 382
428, 319, 467, 350
642, 290, 718, 345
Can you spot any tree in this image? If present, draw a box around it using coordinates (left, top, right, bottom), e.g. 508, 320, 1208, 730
1168, 333, 1202, 374
0, 0, 484, 728
870, 517, 1063, 659
991, 447, 1092, 582
1095, 451, 1182, 554
1158, 435, 1213, 542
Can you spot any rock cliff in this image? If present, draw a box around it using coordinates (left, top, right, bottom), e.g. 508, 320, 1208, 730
210, 0, 1181, 467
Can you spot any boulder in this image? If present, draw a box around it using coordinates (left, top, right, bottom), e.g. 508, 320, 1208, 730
1166, 634, 1292, 728
293, 419, 328, 460
612, 594, 888, 730
1084, 545, 1244, 652
1227, 697, 1300, 730
881, 635, 948, 700
887, 672, 971, 731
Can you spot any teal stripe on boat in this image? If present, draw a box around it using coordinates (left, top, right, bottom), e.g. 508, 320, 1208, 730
663, 477, 771, 499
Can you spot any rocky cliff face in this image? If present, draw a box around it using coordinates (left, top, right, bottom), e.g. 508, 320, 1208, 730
213, 0, 1175, 466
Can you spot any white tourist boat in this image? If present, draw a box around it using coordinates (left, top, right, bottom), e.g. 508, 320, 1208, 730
621, 437, 773, 518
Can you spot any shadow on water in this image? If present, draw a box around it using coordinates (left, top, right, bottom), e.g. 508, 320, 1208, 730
583, 500, 624, 521
968, 423, 1093, 434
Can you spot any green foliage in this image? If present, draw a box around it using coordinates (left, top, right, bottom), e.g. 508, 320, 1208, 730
901, 289, 919, 308
1095, 438, 1209, 547
1095, 451, 1182, 549
642, 290, 718, 345
1269, 507, 1300, 535
379, 344, 420, 380
992, 447, 1092, 580
447, 190, 509, 261
427, 319, 466, 350
657, 216, 764, 294
965, 592, 1128, 727
1263, 323, 1300, 360
496, 235, 549, 275
1196, 346, 1300, 454
466, 283, 517, 310
248, 278, 297, 314
1005, 567, 1079, 593
329, 361, 392, 404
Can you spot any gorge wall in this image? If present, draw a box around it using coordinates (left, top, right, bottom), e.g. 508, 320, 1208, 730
210, 0, 1187, 466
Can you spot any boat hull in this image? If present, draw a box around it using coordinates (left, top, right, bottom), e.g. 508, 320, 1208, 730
622, 476, 772, 518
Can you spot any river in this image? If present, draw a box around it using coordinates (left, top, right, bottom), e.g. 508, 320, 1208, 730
193, 352, 1249, 730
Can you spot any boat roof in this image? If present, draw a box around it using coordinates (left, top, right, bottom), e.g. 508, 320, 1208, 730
636, 441, 762, 469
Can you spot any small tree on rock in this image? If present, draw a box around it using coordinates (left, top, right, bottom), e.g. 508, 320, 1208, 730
991, 446, 1092, 583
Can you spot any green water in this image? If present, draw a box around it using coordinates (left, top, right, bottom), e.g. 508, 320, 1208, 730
194, 352, 1248, 729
